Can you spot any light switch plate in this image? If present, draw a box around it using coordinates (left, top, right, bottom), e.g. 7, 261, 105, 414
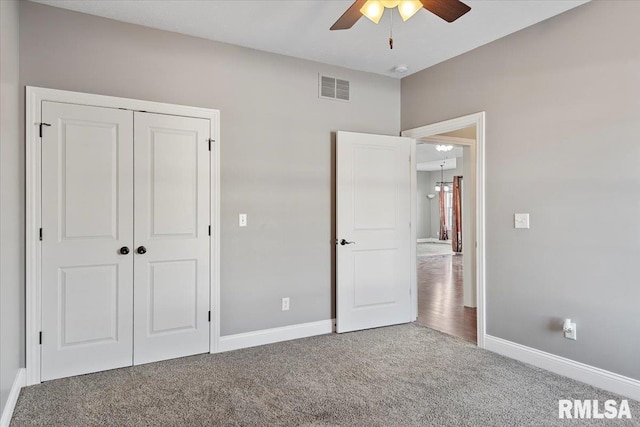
514, 213, 530, 229
239, 213, 247, 227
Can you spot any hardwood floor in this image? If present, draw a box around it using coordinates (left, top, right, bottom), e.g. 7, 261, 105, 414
416, 254, 477, 343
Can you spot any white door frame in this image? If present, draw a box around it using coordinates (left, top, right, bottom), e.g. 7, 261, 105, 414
25, 86, 221, 385
401, 112, 486, 348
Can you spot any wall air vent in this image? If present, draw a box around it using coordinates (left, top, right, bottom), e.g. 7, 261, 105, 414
319, 75, 350, 102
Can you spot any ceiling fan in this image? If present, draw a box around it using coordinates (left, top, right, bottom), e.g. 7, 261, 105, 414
330, 0, 471, 30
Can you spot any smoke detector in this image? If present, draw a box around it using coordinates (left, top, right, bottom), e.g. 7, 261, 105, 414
394, 65, 409, 74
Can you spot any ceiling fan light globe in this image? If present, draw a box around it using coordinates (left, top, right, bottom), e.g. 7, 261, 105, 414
435, 185, 441, 192
380, 0, 401, 8
398, 0, 423, 21
360, 0, 384, 24
444, 185, 450, 192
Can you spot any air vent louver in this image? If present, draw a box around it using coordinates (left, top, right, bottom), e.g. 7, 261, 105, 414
319, 75, 350, 102
321, 76, 336, 99
336, 79, 350, 101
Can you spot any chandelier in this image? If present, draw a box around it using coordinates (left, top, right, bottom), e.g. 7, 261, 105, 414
435, 145, 453, 152
435, 163, 452, 192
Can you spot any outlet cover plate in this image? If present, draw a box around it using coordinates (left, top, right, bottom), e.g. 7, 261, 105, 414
564, 322, 577, 340
514, 213, 530, 229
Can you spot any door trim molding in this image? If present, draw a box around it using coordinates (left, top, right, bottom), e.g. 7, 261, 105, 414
401, 112, 486, 348
25, 86, 221, 385
419, 134, 475, 146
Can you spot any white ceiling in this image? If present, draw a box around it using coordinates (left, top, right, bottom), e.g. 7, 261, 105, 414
31, 0, 589, 78
418, 157, 457, 172
417, 144, 463, 171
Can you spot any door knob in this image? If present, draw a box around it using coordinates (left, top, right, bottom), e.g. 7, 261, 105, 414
339, 239, 355, 246
119, 246, 130, 255
137, 246, 147, 255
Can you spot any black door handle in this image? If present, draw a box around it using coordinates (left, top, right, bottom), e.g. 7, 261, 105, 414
137, 246, 147, 255
339, 239, 355, 246
119, 246, 130, 255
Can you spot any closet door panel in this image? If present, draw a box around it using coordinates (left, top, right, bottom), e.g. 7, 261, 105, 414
133, 112, 210, 365
41, 102, 134, 381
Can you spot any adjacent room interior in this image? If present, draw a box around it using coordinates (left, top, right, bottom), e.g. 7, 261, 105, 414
415, 126, 477, 343
1, 0, 639, 425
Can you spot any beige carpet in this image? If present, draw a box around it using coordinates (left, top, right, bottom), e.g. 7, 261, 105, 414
11, 324, 639, 426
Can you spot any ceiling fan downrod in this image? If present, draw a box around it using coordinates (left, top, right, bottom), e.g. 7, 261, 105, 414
389, 9, 393, 49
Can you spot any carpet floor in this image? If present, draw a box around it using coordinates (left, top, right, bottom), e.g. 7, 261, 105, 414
12, 324, 639, 426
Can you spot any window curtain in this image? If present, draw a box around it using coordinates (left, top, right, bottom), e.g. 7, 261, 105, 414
452, 176, 462, 253
438, 188, 449, 241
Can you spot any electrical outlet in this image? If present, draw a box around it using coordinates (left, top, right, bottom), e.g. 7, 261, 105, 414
239, 213, 247, 227
563, 319, 577, 340
281, 297, 290, 311
514, 213, 530, 229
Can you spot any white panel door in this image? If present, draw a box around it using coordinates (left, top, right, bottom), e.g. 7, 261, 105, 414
41, 102, 134, 381
336, 131, 412, 333
133, 112, 210, 365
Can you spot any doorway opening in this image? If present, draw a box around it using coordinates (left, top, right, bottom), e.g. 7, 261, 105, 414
403, 112, 486, 348
415, 131, 476, 343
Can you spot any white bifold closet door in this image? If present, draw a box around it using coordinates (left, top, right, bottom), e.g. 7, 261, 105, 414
41, 102, 135, 381
41, 102, 211, 381
132, 112, 210, 365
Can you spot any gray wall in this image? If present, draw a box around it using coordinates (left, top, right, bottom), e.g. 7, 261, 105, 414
416, 172, 433, 239
19, 1, 400, 336
417, 165, 461, 240
402, 0, 640, 380
1, 0, 23, 414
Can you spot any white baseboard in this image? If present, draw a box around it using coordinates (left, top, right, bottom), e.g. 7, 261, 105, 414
485, 335, 640, 402
0, 368, 26, 427
217, 319, 334, 353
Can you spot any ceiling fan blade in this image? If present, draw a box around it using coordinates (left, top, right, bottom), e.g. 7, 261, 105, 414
420, 0, 471, 23
330, 0, 368, 30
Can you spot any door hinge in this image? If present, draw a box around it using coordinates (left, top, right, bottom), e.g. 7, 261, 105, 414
39, 228, 43, 241
39, 122, 51, 138
39, 331, 42, 345
208, 311, 211, 322
208, 225, 211, 236
208, 138, 214, 151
